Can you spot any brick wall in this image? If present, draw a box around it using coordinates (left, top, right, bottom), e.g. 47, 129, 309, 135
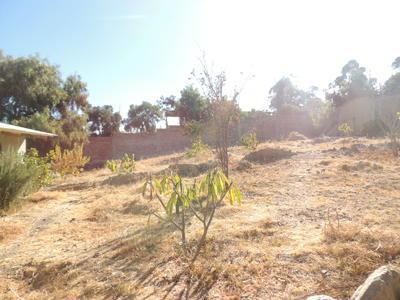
84, 127, 191, 167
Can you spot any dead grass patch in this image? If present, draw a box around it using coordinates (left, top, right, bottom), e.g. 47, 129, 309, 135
28, 191, 66, 203
22, 261, 75, 290
85, 207, 109, 222
0, 223, 23, 242
317, 220, 400, 298
287, 131, 307, 141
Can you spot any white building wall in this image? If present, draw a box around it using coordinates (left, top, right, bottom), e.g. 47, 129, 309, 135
0, 133, 26, 154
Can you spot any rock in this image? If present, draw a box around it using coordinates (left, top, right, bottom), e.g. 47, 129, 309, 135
307, 295, 336, 300
351, 265, 400, 300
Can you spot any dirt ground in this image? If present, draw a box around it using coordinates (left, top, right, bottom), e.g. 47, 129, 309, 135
0, 137, 399, 299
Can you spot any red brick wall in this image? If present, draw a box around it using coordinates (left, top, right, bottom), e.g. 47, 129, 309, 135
84, 127, 191, 166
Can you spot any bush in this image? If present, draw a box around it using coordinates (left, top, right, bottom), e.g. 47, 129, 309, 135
241, 132, 259, 150
186, 138, 209, 158
24, 148, 54, 190
120, 153, 135, 173
105, 159, 119, 173
48, 144, 90, 176
361, 120, 385, 137
105, 153, 135, 174
338, 123, 352, 137
0, 151, 40, 210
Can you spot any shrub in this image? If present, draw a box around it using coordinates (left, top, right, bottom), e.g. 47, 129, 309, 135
105, 159, 119, 173
48, 144, 90, 176
361, 119, 385, 137
0, 151, 39, 210
241, 132, 259, 150
24, 148, 54, 190
120, 153, 135, 173
105, 153, 135, 174
142, 169, 242, 261
379, 111, 400, 156
186, 138, 209, 158
338, 123, 352, 137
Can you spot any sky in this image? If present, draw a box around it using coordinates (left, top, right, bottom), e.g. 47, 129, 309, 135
1, 0, 400, 117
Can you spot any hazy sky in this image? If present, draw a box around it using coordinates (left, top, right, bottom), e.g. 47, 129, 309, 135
1, 0, 399, 116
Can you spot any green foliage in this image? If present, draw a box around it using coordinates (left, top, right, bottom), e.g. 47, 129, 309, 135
48, 144, 90, 176
268, 77, 308, 111
142, 169, 241, 259
0, 54, 64, 121
177, 85, 210, 122
0, 151, 39, 210
0, 52, 89, 149
338, 123, 353, 137
382, 59, 400, 96
88, 105, 121, 136
24, 148, 54, 190
186, 138, 209, 158
326, 60, 377, 107
105, 153, 136, 174
124, 101, 162, 133
105, 160, 119, 173
241, 132, 259, 150
120, 154, 136, 173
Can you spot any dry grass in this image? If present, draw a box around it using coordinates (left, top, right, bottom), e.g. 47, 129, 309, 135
0, 137, 399, 299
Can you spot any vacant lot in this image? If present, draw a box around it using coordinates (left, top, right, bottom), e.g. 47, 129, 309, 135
1, 138, 399, 299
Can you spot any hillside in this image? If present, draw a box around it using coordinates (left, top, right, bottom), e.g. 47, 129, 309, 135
0, 137, 399, 299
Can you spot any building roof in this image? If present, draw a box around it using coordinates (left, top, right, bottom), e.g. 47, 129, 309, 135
0, 122, 57, 137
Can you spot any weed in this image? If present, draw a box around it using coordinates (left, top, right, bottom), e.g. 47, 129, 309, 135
241, 132, 259, 150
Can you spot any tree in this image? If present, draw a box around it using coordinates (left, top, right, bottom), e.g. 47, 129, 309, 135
392, 57, 400, 71
0, 52, 90, 149
157, 95, 177, 113
57, 74, 89, 117
124, 101, 162, 133
382, 57, 400, 96
326, 60, 377, 107
177, 85, 209, 123
88, 105, 121, 136
268, 77, 307, 111
192, 56, 242, 177
0, 55, 64, 121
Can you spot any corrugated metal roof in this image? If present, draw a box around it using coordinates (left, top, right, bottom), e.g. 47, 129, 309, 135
0, 122, 57, 137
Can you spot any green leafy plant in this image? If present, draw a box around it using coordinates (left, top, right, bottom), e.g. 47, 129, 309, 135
241, 132, 259, 150
24, 148, 54, 190
120, 153, 136, 173
105, 153, 136, 174
186, 138, 209, 158
105, 159, 119, 173
142, 169, 242, 261
338, 123, 352, 137
48, 144, 90, 176
0, 150, 39, 210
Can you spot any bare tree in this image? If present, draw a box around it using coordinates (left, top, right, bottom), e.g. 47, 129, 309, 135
191, 55, 244, 177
